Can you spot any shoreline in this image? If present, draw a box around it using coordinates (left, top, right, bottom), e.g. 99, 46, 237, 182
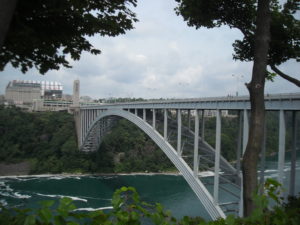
0, 161, 181, 178
0, 171, 182, 179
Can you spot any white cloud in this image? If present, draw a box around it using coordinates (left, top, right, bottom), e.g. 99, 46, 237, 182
0, 0, 298, 99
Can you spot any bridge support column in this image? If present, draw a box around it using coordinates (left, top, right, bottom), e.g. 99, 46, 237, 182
242, 109, 249, 154
135, 108, 137, 116
194, 109, 199, 177
152, 109, 156, 129
188, 109, 191, 129
290, 111, 297, 196
201, 110, 205, 141
86, 110, 89, 139
73, 109, 80, 147
164, 109, 168, 140
96, 121, 100, 147
83, 110, 86, 141
85, 110, 88, 140
177, 109, 182, 156
143, 109, 146, 121
278, 110, 286, 186
214, 109, 221, 205
89, 110, 92, 127
80, 110, 83, 145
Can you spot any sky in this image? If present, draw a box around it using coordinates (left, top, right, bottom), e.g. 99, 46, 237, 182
0, 0, 299, 99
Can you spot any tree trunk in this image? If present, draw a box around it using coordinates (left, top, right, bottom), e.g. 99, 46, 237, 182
242, 0, 271, 217
0, 0, 18, 47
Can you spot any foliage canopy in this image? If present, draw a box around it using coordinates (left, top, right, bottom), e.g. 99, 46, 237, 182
0, 0, 138, 74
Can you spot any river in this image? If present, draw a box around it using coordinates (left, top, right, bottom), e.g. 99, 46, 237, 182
0, 153, 299, 221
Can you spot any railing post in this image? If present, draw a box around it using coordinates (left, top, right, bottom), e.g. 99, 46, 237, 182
278, 110, 286, 186
290, 111, 297, 196
214, 109, 221, 205
164, 109, 168, 140
152, 109, 156, 129
177, 109, 182, 156
194, 109, 199, 177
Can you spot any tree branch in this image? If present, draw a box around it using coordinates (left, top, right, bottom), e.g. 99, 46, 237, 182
270, 64, 300, 87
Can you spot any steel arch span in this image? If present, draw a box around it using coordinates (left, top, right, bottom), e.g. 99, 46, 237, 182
81, 109, 226, 220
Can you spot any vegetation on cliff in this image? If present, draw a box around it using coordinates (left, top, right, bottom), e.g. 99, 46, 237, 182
0, 106, 174, 174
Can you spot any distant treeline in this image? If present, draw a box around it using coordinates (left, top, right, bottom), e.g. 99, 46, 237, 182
0, 106, 296, 174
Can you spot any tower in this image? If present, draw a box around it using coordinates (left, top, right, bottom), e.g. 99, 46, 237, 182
73, 80, 80, 106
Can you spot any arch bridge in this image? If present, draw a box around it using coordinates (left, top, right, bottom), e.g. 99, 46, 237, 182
72, 93, 300, 220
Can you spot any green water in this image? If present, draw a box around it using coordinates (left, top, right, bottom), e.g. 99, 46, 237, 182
1, 152, 299, 221
0, 175, 212, 220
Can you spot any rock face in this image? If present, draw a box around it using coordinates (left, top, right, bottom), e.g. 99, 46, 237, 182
0, 161, 30, 176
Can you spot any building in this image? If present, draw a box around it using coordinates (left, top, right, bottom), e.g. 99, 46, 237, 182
5, 80, 64, 110
5, 80, 42, 106
41, 81, 63, 100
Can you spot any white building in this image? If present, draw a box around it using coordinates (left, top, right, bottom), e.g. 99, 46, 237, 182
5, 80, 42, 106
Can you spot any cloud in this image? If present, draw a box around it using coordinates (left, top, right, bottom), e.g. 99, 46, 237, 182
0, 0, 298, 99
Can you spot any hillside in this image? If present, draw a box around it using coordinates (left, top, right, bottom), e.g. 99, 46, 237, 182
0, 106, 175, 174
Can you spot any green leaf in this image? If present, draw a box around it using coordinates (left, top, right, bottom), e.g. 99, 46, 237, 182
130, 211, 139, 221
54, 215, 66, 225
67, 222, 79, 225
120, 186, 128, 192
39, 208, 52, 223
58, 197, 76, 216
225, 214, 236, 225
112, 194, 122, 209
39, 200, 55, 208
24, 215, 36, 225
266, 71, 277, 81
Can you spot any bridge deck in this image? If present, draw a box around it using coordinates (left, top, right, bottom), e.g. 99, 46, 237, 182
80, 93, 300, 110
